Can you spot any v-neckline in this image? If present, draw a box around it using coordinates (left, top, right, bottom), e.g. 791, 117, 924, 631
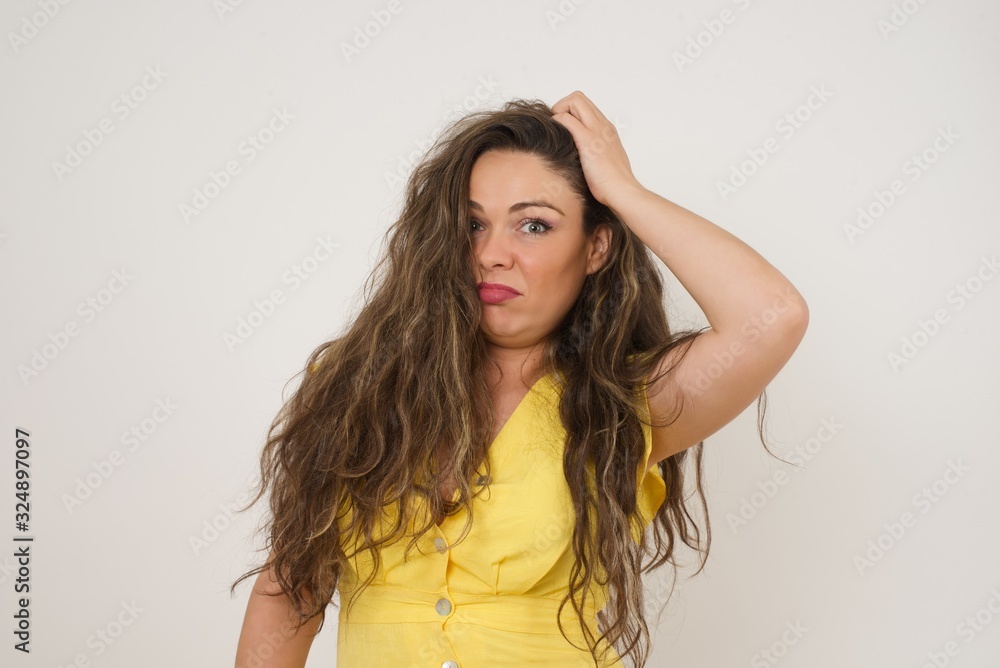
434, 370, 553, 525
487, 369, 552, 449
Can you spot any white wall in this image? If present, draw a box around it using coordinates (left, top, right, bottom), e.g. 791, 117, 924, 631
1, 0, 997, 666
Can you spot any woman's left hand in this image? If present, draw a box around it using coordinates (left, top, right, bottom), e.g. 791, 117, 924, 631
550, 91, 643, 208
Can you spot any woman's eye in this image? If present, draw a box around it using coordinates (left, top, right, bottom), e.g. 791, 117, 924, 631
521, 218, 552, 235
469, 218, 552, 235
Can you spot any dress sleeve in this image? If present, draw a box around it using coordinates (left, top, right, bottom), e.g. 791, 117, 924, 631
634, 377, 667, 542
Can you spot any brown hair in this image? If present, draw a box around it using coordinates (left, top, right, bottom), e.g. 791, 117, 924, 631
231, 98, 778, 667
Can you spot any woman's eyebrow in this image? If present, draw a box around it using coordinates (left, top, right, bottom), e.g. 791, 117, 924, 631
469, 200, 565, 216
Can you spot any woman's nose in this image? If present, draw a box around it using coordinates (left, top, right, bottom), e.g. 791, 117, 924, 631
474, 228, 512, 268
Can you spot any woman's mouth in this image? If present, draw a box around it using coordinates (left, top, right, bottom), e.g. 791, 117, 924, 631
477, 282, 520, 304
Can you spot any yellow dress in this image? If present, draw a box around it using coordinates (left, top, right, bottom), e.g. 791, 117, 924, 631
335, 370, 667, 667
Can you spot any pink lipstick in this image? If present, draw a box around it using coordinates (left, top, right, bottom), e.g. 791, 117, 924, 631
477, 282, 520, 304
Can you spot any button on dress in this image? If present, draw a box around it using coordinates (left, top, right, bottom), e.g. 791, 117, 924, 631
335, 370, 667, 667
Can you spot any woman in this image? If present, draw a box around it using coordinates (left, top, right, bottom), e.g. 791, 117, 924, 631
232, 90, 808, 667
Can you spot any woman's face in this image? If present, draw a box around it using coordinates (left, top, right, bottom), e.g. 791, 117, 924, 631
468, 149, 610, 351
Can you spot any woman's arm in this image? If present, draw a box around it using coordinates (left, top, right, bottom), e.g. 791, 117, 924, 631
551, 91, 809, 464
234, 551, 322, 668
604, 185, 808, 464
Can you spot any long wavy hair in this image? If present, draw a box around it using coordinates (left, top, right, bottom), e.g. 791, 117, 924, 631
231, 98, 778, 667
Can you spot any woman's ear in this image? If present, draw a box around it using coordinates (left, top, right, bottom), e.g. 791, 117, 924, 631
586, 223, 613, 275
